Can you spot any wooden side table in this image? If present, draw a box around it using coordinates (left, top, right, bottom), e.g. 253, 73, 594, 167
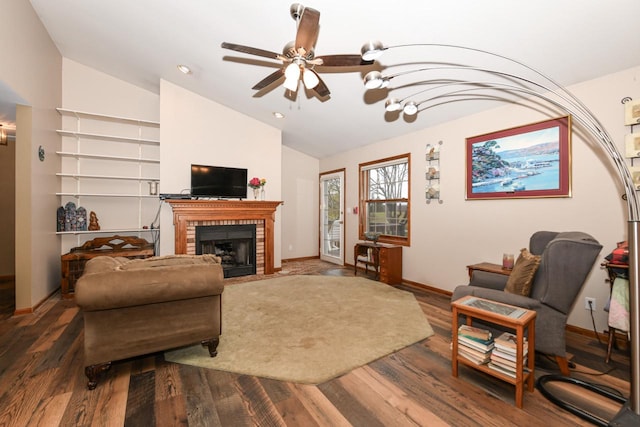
466, 262, 512, 279
451, 295, 536, 408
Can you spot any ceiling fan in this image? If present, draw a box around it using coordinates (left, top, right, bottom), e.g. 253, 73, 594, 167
221, 3, 372, 98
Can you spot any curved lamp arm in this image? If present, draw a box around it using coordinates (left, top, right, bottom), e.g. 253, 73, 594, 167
362, 40, 640, 416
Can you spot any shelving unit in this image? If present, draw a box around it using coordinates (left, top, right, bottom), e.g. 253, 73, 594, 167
451, 295, 536, 409
56, 108, 160, 248
426, 141, 443, 204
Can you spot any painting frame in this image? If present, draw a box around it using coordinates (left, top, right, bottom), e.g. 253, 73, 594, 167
465, 116, 571, 200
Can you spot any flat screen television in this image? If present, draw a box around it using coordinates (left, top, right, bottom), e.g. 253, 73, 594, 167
190, 164, 248, 199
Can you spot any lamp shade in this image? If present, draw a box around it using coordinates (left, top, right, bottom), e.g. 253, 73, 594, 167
284, 62, 301, 80
283, 75, 299, 91
361, 40, 385, 61
364, 71, 384, 89
302, 68, 320, 89
403, 101, 418, 116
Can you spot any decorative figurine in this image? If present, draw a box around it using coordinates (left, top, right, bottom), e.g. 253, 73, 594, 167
88, 211, 101, 231
56, 206, 65, 232
76, 206, 87, 231
64, 201, 77, 231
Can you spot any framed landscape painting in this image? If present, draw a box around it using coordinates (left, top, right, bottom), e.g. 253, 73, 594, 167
466, 116, 571, 200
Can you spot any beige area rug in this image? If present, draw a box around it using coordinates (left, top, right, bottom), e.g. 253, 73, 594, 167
164, 275, 434, 384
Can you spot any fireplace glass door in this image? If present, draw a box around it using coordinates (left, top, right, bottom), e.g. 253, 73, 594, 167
196, 224, 256, 278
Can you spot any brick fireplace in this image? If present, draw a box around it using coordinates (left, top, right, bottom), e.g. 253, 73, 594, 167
166, 200, 282, 274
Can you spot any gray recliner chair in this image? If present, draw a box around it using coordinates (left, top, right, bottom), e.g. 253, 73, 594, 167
451, 231, 602, 375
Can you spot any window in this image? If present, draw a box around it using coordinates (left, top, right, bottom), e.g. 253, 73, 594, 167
359, 153, 410, 246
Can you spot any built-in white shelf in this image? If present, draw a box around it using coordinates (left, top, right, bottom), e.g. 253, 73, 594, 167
57, 173, 159, 181
56, 151, 160, 163
57, 108, 160, 246
56, 108, 160, 127
57, 192, 160, 198
57, 228, 158, 235
56, 129, 159, 145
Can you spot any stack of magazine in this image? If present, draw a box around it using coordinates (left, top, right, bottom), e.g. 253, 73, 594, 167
488, 332, 529, 377
457, 325, 494, 365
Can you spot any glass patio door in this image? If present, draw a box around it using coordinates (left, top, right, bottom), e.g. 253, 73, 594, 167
320, 170, 344, 265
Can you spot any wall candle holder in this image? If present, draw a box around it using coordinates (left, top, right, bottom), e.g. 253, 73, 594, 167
425, 140, 443, 204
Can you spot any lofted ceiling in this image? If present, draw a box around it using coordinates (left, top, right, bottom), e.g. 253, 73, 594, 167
25, 0, 640, 158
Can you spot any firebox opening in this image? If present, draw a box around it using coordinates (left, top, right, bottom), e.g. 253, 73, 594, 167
195, 224, 256, 278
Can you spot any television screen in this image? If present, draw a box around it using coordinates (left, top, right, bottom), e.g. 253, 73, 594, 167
191, 164, 248, 199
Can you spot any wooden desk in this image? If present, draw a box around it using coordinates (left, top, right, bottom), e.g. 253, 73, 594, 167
467, 262, 512, 279
354, 242, 402, 285
451, 295, 536, 408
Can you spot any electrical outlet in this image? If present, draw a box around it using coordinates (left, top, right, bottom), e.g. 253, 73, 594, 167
584, 297, 596, 311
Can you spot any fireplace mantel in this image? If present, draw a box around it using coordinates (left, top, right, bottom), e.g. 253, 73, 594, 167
166, 200, 282, 274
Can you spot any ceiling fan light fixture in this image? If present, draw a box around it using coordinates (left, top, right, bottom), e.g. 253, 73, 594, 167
283, 76, 299, 92
302, 68, 320, 89
284, 62, 301, 80
403, 101, 419, 116
361, 40, 385, 61
384, 98, 402, 112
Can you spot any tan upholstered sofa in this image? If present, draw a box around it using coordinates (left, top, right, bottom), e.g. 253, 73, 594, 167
75, 254, 224, 389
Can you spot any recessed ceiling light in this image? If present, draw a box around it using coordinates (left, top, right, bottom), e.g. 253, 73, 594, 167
273, 112, 285, 119
177, 64, 192, 74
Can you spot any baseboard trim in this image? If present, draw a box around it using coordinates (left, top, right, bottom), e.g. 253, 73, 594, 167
402, 278, 452, 296
282, 256, 320, 263
13, 287, 60, 317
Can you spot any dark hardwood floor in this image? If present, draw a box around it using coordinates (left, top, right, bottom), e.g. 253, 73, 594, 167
0, 260, 631, 426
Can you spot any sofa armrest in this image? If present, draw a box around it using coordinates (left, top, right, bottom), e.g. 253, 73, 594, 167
76, 263, 224, 311
469, 270, 509, 290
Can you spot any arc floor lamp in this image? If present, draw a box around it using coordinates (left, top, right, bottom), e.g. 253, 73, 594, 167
360, 41, 639, 425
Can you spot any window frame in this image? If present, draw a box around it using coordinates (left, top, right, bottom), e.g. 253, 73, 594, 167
358, 153, 411, 246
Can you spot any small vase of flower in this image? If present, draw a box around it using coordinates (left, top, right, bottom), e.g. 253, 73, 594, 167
248, 177, 266, 199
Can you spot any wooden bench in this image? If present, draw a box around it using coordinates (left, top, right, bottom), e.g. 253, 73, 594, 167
61, 235, 155, 299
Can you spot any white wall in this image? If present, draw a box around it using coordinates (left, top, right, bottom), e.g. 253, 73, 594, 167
281, 146, 320, 260
158, 80, 283, 267
321, 65, 640, 331
0, 0, 61, 310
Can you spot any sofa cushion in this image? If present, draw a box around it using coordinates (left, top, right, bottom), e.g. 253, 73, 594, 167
504, 248, 541, 296
118, 254, 220, 270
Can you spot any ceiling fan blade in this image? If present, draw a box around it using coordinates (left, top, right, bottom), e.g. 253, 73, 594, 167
295, 8, 320, 55
316, 54, 375, 67
252, 69, 285, 90
311, 72, 330, 98
221, 42, 281, 61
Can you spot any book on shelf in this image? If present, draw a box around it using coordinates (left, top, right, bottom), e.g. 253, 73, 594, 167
459, 348, 491, 365
458, 342, 492, 359
494, 332, 527, 352
487, 362, 530, 378
490, 352, 526, 369
490, 348, 523, 362
458, 335, 495, 352
458, 325, 492, 341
